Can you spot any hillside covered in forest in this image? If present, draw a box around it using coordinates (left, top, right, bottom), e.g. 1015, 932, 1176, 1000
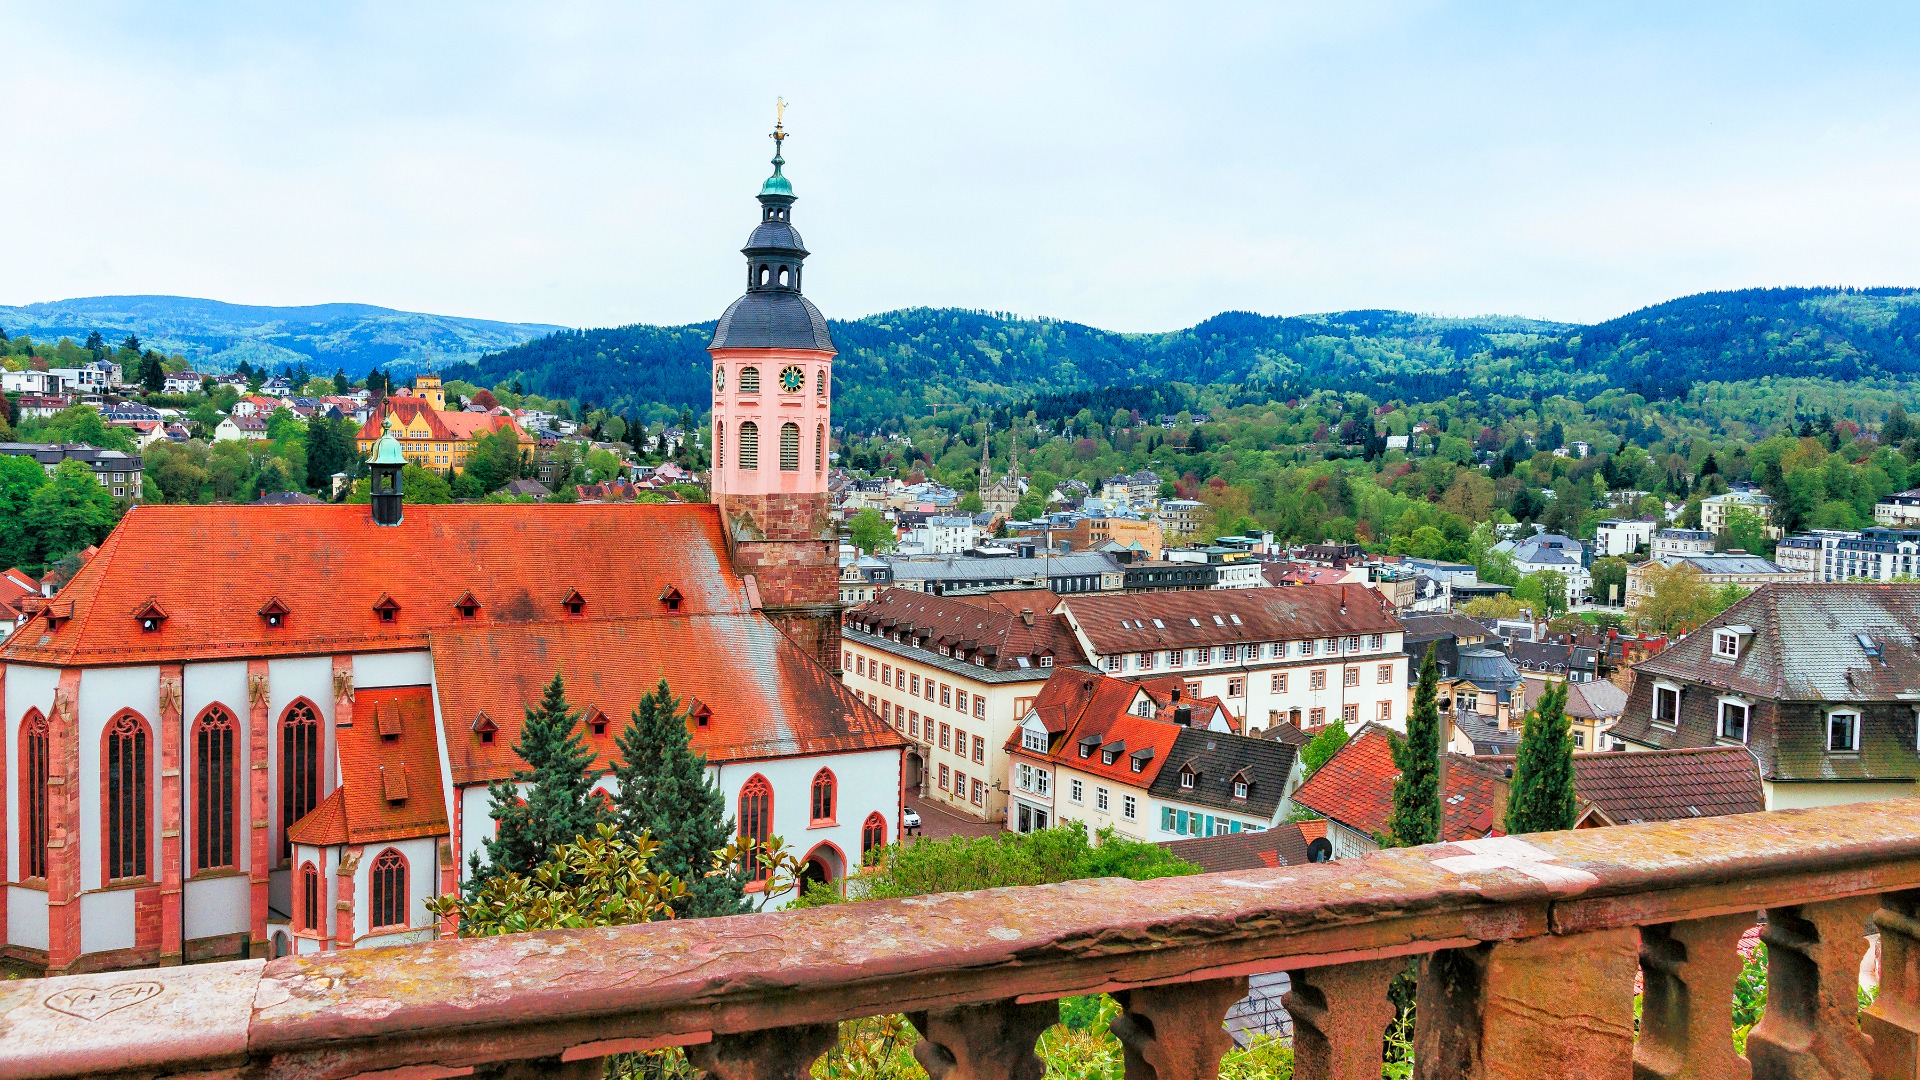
443, 287, 1920, 426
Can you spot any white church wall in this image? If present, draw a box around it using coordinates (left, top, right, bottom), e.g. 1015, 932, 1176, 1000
6, 886, 47, 951
4, 663, 59, 884
353, 835, 440, 946
79, 886, 136, 953
183, 874, 250, 940
353, 651, 434, 690
77, 666, 159, 893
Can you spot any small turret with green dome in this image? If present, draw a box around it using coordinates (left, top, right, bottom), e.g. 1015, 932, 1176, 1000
709, 99, 834, 352
368, 413, 406, 525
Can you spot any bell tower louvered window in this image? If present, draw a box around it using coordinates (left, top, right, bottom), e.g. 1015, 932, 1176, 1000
780, 423, 800, 471
738, 421, 759, 470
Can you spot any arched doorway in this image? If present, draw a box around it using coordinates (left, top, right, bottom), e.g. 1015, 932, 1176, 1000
905, 749, 925, 790
801, 843, 845, 892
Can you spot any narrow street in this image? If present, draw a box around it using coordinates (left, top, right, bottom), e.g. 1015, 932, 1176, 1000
903, 789, 1004, 844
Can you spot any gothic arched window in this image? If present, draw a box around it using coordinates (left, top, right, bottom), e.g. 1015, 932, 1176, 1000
780, 423, 800, 471
738, 774, 772, 880
370, 848, 408, 930
300, 862, 322, 933
810, 768, 836, 824
862, 812, 887, 860
738, 421, 759, 471
194, 705, 238, 871
20, 710, 48, 880
280, 701, 321, 862
104, 711, 149, 882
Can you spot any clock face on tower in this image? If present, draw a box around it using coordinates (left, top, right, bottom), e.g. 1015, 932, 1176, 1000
715, 367, 724, 392
779, 365, 805, 393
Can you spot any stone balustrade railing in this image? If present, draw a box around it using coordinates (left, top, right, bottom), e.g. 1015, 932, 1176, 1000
7, 799, 1920, 1079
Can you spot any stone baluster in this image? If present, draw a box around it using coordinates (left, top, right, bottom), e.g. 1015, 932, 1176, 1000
1747, 896, 1878, 1080
1635, 914, 1756, 1080
1109, 976, 1249, 1080
911, 1000, 1059, 1080
1284, 959, 1402, 1080
686, 1023, 841, 1080
1415, 928, 1639, 1080
1864, 890, 1920, 1080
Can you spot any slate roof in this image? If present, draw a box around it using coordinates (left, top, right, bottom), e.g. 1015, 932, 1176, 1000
710, 290, 835, 352
1451, 710, 1521, 755
1160, 822, 1316, 872
1567, 679, 1627, 721
846, 587, 1079, 673
1059, 585, 1399, 655
1476, 747, 1764, 825
1259, 721, 1314, 749
1, 503, 750, 666
1399, 611, 1491, 647
1508, 640, 1600, 676
1629, 583, 1920, 702
1290, 724, 1504, 841
885, 553, 1119, 584
433, 613, 904, 786
1147, 725, 1297, 818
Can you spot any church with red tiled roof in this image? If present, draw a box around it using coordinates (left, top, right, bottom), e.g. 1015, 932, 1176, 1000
0, 127, 899, 976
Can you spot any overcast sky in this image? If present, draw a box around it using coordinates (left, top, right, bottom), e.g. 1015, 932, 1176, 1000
5, 3, 1920, 331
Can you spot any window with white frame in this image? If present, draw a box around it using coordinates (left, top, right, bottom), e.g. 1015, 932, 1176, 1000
1369, 634, 1384, 651
1829, 710, 1860, 753
1096, 787, 1110, 812
1300, 640, 1315, 657
1105, 655, 1123, 672
1069, 779, 1083, 803
1034, 769, 1051, 796
1137, 651, 1155, 671
1653, 684, 1680, 727
1021, 726, 1047, 753
1718, 699, 1750, 743
1713, 630, 1741, 661
1169, 649, 1184, 668
1122, 794, 1137, 820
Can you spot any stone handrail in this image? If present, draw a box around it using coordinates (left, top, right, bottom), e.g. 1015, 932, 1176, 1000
7, 799, 1920, 1079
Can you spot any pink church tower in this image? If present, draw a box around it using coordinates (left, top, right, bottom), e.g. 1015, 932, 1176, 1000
709, 112, 841, 668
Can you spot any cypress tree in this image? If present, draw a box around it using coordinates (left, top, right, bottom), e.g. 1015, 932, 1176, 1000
1506, 681, 1577, 834
477, 670, 606, 882
612, 679, 746, 917
1386, 645, 1444, 847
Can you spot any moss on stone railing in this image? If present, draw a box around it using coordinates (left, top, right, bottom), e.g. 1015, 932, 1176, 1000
5, 799, 1920, 1079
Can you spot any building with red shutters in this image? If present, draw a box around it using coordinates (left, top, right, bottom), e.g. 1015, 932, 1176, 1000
0, 127, 897, 975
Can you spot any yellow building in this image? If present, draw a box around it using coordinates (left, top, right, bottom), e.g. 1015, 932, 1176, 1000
354, 376, 530, 474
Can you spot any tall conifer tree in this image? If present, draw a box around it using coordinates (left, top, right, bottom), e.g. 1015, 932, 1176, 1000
1506, 681, 1577, 833
613, 679, 746, 917
1387, 645, 1444, 847
477, 670, 605, 883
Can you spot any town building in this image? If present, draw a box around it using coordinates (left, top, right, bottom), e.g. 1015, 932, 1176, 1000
1875, 487, 1920, 528
1624, 552, 1814, 606
1289, 725, 1505, 858
976, 423, 1023, 518
1609, 583, 1920, 809
1053, 586, 1407, 734
883, 553, 1125, 596
1491, 531, 1591, 607
1157, 499, 1209, 541
842, 588, 1080, 822
0, 126, 899, 975
162, 372, 206, 395
13, 396, 71, 420
1120, 559, 1217, 591
1700, 488, 1779, 538
1651, 528, 1716, 559
1165, 546, 1263, 588
354, 376, 532, 475
1593, 518, 1657, 558
1013, 515, 1164, 559
1775, 527, 1920, 582
213, 417, 268, 442
1, 370, 55, 395
0, 443, 143, 501
838, 552, 893, 605
899, 515, 979, 556
1004, 667, 1301, 841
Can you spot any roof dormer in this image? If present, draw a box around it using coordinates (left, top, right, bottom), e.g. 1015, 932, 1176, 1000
373, 594, 401, 624
258, 597, 290, 629
688, 698, 712, 728
586, 706, 610, 736
380, 763, 410, 804
1712, 624, 1753, 663
133, 598, 168, 633
454, 591, 481, 620
659, 585, 684, 612
374, 701, 403, 741
562, 588, 586, 617
471, 711, 498, 744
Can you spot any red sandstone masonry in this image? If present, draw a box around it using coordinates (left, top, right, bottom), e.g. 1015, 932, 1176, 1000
8, 802, 1920, 1078
246, 659, 270, 958
45, 668, 82, 973
158, 662, 184, 966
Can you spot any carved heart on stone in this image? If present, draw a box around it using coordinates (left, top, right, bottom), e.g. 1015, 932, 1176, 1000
43, 981, 164, 1021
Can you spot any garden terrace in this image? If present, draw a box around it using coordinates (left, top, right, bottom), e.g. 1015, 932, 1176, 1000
7, 799, 1920, 1079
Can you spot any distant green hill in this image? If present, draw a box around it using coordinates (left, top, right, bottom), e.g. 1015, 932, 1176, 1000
445, 287, 1920, 425
0, 295, 562, 377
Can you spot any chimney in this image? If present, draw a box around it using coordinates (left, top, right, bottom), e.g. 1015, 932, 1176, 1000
1174, 704, 1193, 726
1170, 685, 1181, 703
1020, 607, 1034, 627
1339, 586, 1348, 615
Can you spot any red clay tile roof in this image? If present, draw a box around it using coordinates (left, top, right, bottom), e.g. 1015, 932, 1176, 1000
1058, 584, 1399, 656
1290, 724, 1502, 843
1, 503, 749, 666
432, 613, 905, 786
1134, 676, 1239, 733
286, 683, 450, 847
847, 587, 1080, 671
1160, 822, 1315, 872
1478, 747, 1764, 825
1009, 666, 1178, 787
356, 397, 527, 444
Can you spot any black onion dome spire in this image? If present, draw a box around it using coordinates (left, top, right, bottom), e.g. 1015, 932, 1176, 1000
711, 109, 834, 352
